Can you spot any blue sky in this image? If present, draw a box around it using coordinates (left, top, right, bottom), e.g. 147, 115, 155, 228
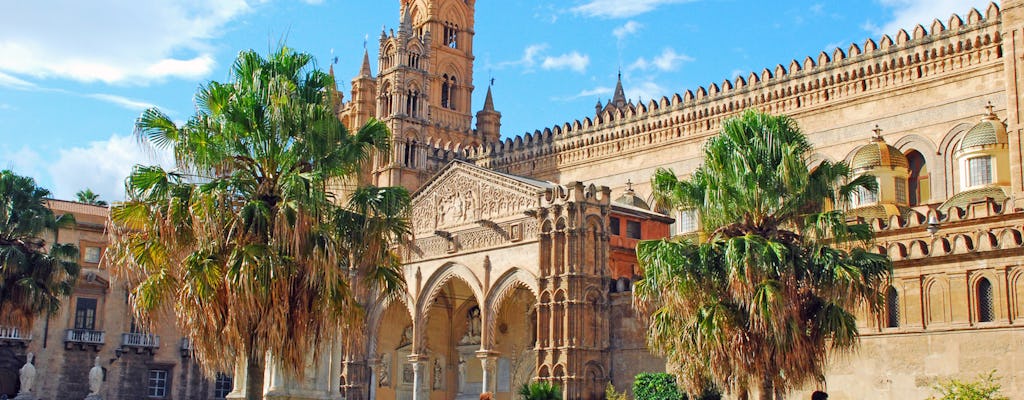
0, 0, 992, 201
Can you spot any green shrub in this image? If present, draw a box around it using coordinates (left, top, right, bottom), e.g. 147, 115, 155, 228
606, 383, 629, 400
633, 373, 684, 400
930, 371, 1008, 400
518, 381, 562, 400
632, 373, 721, 400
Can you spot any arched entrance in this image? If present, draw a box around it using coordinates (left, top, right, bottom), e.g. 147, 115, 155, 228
372, 299, 414, 400
0, 348, 23, 397
489, 286, 538, 399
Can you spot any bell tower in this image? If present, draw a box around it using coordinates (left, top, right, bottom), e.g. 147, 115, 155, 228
373, 0, 486, 192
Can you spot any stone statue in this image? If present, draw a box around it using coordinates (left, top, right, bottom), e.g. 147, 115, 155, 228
88, 356, 103, 396
432, 359, 443, 390
378, 357, 391, 387
469, 307, 481, 338
457, 357, 466, 393
17, 353, 35, 397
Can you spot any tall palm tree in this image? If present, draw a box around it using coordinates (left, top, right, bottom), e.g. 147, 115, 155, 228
105, 47, 409, 400
75, 188, 107, 206
633, 110, 891, 400
0, 170, 80, 330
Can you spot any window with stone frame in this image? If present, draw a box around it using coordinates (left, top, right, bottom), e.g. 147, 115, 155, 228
894, 178, 908, 205
214, 372, 233, 399
74, 297, 98, 330
885, 286, 900, 328
977, 277, 995, 323
967, 156, 993, 188
855, 185, 877, 207
148, 369, 168, 398
674, 209, 699, 235
609, 217, 620, 236
83, 246, 102, 264
625, 220, 641, 239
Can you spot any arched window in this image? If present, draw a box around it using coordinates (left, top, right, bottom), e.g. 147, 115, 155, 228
441, 74, 450, 108
906, 150, 928, 206
440, 74, 457, 110
406, 89, 419, 117
380, 82, 393, 116
977, 277, 994, 322
443, 22, 458, 48
886, 286, 900, 328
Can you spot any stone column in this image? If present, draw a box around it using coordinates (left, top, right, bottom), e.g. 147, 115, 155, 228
476, 351, 498, 395
409, 354, 426, 400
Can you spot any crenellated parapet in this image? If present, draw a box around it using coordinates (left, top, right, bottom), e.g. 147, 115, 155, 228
469, 3, 1005, 180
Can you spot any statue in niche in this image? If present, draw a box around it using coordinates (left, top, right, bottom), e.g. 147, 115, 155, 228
464, 190, 476, 221
378, 357, 391, 387
18, 353, 35, 396
459, 306, 481, 345
432, 359, 443, 390
457, 357, 466, 393
399, 325, 413, 347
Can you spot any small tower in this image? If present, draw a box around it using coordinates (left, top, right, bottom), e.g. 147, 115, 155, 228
847, 125, 913, 221
475, 84, 501, 143
347, 49, 377, 129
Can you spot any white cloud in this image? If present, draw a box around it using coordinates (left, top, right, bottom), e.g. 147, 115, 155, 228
870, 0, 991, 35
0, 71, 36, 89
46, 134, 174, 201
0, 0, 250, 85
572, 0, 695, 18
629, 48, 694, 72
613, 21, 643, 40
542, 52, 590, 73
553, 86, 613, 101
301, 0, 324, 4
625, 81, 668, 104
1, 145, 44, 182
495, 44, 549, 70
87, 94, 158, 111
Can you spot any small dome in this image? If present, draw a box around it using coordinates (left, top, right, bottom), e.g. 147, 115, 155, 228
614, 187, 650, 210
851, 136, 909, 171
846, 204, 915, 222
938, 185, 1009, 212
959, 113, 1007, 152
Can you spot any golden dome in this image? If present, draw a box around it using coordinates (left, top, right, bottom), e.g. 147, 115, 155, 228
851, 135, 909, 171
959, 113, 1007, 152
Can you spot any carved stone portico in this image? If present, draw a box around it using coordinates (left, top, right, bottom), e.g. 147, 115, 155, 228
341, 161, 612, 400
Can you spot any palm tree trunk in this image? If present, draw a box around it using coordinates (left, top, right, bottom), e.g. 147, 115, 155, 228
759, 377, 773, 400
245, 352, 265, 400
738, 387, 750, 400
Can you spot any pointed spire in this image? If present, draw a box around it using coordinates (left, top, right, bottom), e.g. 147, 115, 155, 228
483, 85, 495, 111
612, 70, 627, 108
359, 48, 373, 77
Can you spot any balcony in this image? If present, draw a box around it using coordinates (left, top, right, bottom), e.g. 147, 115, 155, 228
119, 332, 160, 355
65, 329, 104, 350
0, 327, 31, 347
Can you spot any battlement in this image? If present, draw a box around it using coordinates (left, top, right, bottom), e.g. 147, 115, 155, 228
468, 3, 1004, 175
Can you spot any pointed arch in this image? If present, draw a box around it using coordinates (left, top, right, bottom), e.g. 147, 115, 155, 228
483, 268, 540, 348
416, 262, 486, 324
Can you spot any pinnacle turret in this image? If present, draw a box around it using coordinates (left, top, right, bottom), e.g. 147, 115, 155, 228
611, 71, 627, 108
359, 48, 373, 78
483, 85, 495, 111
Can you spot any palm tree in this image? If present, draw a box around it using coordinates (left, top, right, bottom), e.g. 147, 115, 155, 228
105, 46, 409, 400
633, 110, 891, 400
0, 170, 80, 330
75, 188, 107, 206
518, 381, 562, 400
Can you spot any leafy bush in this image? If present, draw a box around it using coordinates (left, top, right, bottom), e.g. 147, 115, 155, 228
930, 371, 1008, 400
633, 373, 684, 400
632, 373, 721, 400
518, 381, 562, 400
606, 383, 629, 400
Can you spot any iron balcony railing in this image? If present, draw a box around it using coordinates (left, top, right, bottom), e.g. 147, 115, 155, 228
65, 329, 105, 344
0, 326, 30, 341
122, 332, 160, 348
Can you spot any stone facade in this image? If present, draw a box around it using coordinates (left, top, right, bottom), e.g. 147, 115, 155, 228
0, 199, 227, 400
330, 1, 1024, 399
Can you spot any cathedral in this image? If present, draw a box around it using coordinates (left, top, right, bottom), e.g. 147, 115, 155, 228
325, 0, 1024, 399
3, 1, 1024, 400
